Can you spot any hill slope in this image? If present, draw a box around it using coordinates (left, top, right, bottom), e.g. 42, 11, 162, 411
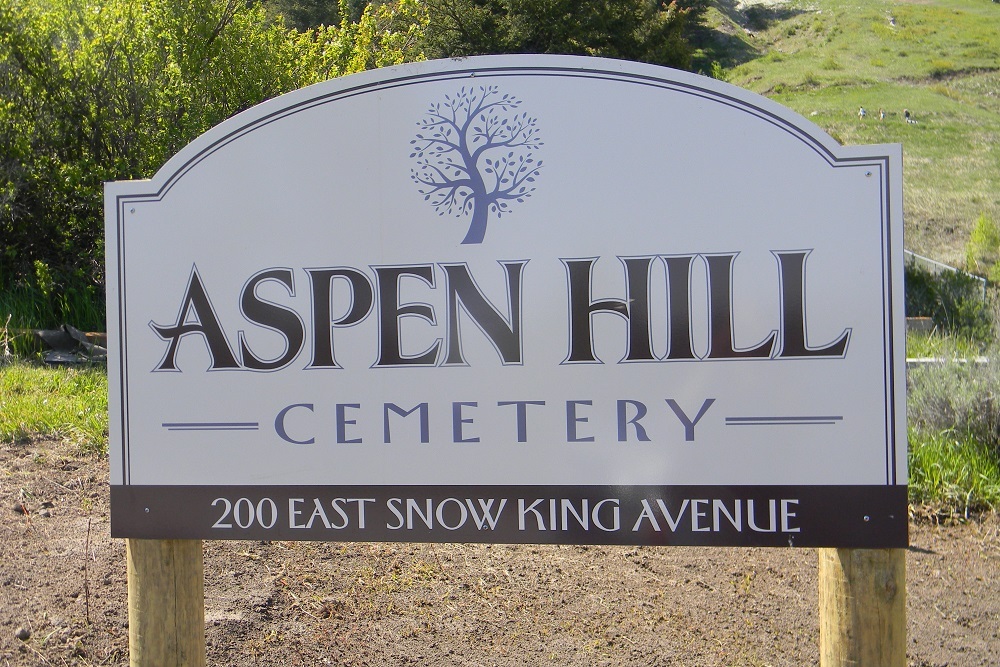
701, 0, 1000, 267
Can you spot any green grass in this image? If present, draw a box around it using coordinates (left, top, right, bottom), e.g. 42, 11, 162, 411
906, 329, 991, 359
0, 360, 108, 454
909, 429, 1000, 516
720, 0, 1000, 267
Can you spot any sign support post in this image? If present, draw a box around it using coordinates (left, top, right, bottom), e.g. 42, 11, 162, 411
818, 547, 906, 666
126, 539, 206, 667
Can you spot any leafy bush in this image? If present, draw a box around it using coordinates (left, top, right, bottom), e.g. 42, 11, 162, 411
908, 355, 1000, 450
0, 0, 427, 334
2, 0, 301, 295
743, 5, 771, 32
2, 0, 708, 337
904, 261, 992, 342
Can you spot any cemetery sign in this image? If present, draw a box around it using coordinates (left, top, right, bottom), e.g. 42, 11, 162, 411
106, 56, 906, 547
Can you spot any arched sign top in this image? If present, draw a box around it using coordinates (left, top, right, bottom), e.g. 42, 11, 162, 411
135, 55, 874, 200
106, 56, 906, 548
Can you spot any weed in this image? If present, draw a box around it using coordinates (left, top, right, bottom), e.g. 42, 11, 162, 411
1, 256, 105, 356
907, 338, 1000, 516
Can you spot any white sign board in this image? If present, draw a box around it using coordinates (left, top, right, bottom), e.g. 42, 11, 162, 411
106, 56, 906, 547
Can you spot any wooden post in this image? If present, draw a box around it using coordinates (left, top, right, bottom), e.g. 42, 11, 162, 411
818, 548, 905, 666
127, 539, 206, 667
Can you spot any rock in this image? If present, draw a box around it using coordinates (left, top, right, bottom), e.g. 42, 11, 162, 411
15, 626, 30, 641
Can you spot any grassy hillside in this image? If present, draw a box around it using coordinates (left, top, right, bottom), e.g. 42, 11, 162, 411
700, 0, 1000, 267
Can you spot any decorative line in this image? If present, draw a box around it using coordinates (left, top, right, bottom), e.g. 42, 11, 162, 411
725, 416, 843, 426
162, 422, 260, 432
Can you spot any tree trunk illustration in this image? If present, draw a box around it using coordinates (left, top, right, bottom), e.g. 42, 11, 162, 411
462, 199, 489, 244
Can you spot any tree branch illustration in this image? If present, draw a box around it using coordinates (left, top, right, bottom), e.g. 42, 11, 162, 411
410, 86, 543, 244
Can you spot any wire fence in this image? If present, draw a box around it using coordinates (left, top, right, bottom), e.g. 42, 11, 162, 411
904, 249, 987, 300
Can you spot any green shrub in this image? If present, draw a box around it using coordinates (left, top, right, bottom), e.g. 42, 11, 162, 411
965, 213, 1000, 280
743, 5, 770, 32
904, 262, 991, 342
908, 355, 1000, 449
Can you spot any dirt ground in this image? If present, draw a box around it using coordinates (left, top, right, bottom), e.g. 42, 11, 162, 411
1, 437, 997, 667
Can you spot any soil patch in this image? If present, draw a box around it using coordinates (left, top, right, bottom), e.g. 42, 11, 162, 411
1, 438, 997, 666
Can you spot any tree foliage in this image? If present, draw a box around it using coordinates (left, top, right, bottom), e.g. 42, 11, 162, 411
264, 0, 371, 30
265, 0, 348, 30
421, 0, 706, 70
1, 0, 706, 322
319, 0, 427, 75
0, 0, 425, 300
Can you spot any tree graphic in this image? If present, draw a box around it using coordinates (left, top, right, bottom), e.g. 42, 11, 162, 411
410, 85, 543, 244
